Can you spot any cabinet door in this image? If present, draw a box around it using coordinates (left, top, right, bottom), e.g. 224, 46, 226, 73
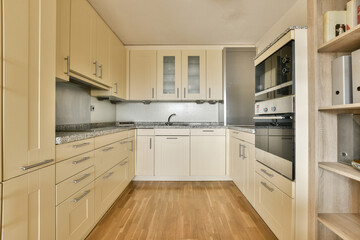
128, 137, 135, 181
190, 136, 225, 176
182, 50, 206, 100
155, 136, 190, 176
3, 0, 56, 180
96, 17, 110, 86
206, 50, 223, 100
2, 165, 55, 240
244, 142, 255, 206
157, 50, 182, 100
70, 0, 97, 80
129, 50, 157, 100
136, 136, 155, 176
57, 182, 95, 240
56, 0, 70, 81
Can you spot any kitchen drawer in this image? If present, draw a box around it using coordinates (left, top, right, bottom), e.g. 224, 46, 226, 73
95, 131, 128, 149
137, 129, 155, 136
94, 141, 120, 178
230, 130, 255, 144
56, 166, 95, 205
56, 182, 95, 240
117, 139, 130, 162
190, 128, 225, 136
255, 173, 294, 240
56, 138, 95, 162
155, 128, 190, 136
255, 161, 295, 198
56, 151, 95, 183
128, 129, 135, 138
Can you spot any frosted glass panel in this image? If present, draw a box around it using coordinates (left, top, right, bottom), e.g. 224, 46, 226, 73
163, 56, 175, 94
188, 56, 200, 94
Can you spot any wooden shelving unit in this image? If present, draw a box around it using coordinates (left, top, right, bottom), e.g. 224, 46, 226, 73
318, 103, 360, 111
318, 213, 360, 240
318, 24, 360, 53
318, 162, 360, 182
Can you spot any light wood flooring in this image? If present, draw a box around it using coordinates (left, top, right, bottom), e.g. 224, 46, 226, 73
86, 181, 277, 240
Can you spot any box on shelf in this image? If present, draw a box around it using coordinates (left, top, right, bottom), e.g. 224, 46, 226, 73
332, 56, 352, 105
323, 11, 346, 43
338, 114, 360, 166
352, 49, 360, 103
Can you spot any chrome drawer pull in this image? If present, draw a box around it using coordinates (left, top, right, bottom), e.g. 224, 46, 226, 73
73, 173, 91, 184
73, 190, 90, 203
64, 56, 70, 75
103, 172, 114, 179
166, 137, 178, 139
261, 169, 274, 178
261, 182, 274, 192
72, 156, 90, 165
120, 141, 128, 145
232, 131, 239, 134
120, 161, 128, 166
202, 130, 214, 132
103, 147, 114, 152
20, 159, 54, 171
242, 145, 247, 159
72, 142, 90, 149
130, 141, 134, 152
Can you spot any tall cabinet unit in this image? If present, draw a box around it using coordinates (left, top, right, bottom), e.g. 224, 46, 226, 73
308, 0, 360, 239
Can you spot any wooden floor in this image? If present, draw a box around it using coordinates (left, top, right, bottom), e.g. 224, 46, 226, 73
86, 181, 277, 240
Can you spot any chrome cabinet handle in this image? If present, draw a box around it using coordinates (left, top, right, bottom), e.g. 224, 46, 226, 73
239, 144, 242, 158
93, 61, 98, 76
64, 56, 70, 75
130, 141, 134, 152
166, 137, 178, 139
120, 141, 128, 145
103, 172, 114, 179
242, 145, 247, 159
261, 182, 274, 192
73, 173, 91, 184
72, 142, 90, 149
20, 159, 54, 171
150, 138, 152, 149
152, 88, 154, 98
177, 88, 179, 98
99, 64, 103, 79
202, 130, 214, 132
120, 161, 128, 166
232, 131, 239, 134
184, 88, 186, 98
114, 83, 118, 94
73, 190, 90, 203
103, 147, 114, 152
72, 156, 91, 165
209, 88, 211, 99
261, 169, 274, 178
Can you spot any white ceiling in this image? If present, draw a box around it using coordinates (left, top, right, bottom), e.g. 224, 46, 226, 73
88, 0, 298, 46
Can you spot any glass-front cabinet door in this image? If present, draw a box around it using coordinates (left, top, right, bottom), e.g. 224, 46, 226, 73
157, 50, 182, 100
182, 50, 206, 100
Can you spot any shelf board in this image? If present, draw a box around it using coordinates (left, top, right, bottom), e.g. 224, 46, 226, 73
318, 213, 360, 240
318, 162, 360, 182
318, 24, 360, 53
318, 103, 360, 111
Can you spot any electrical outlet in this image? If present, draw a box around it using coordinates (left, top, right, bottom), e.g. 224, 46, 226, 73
90, 105, 95, 112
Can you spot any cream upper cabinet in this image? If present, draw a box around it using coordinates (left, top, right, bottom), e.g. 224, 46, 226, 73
182, 50, 206, 100
129, 50, 157, 100
206, 50, 223, 100
136, 136, 155, 176
3, 0, 56, 180
157, 50, 182, 100
155, 136, 190, 176
70, 0, 96, 81
2, 165, 56, 240
95, 16, 111, 86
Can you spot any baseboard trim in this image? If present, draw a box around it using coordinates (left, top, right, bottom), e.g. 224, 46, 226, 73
133, 175, 232, 181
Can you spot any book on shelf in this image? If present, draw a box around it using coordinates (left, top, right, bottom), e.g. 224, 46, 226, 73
323, 11, 346, 43
346, 0, 360, 30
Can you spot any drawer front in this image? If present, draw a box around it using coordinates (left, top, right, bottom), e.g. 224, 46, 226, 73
230, 130, 254, 144
95, 131, 128, 149
190, 128, 225, 136
56, 151, 95, 183
154, 128, 190, 136
255, 161, 295, 198
56, 167, 95, 205
137, 129, 155, 136
56, 182, 95, 240
94, 142, 120, 178
56, 138, 95, 162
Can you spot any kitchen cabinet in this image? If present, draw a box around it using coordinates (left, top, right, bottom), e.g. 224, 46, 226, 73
182, 50, 206, 100
155, 136, 190, 176
157, 50, 182, 100
57, 182, 95, 240
128, 136, 136, 182
56, 0, 70, 81
2, 165, 56, 240
3, 0, 56, 180
95, 16, 111, 86
206, 50, 223, 100
190, 129, 225, 176
136, 135, 155, 176
129, 50, 157, 100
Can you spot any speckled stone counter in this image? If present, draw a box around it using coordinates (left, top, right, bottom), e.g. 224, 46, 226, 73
227, 125, 255, 134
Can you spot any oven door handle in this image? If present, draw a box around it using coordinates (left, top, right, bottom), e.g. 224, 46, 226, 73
253, 116, 286, 120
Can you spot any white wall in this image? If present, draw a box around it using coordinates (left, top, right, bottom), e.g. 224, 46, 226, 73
90, 97, 117, 123
116, 102, 219, 122
255, 0, 307, 53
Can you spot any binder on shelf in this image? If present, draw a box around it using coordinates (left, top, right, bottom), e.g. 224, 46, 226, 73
352, 49, 360, 103
332, 56, 352, 105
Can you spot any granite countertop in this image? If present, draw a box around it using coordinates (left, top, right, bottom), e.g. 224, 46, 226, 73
55, 122, 254, 145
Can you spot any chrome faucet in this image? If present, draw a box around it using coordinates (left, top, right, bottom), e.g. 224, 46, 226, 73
166, 113, 176, 126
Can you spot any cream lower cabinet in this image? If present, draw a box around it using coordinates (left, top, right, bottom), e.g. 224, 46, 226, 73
136, 135, 155, 176
155, 136, 190, 176
57, 182, 95, 240
128, 136, 136, 182
2, 165, 55, 240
